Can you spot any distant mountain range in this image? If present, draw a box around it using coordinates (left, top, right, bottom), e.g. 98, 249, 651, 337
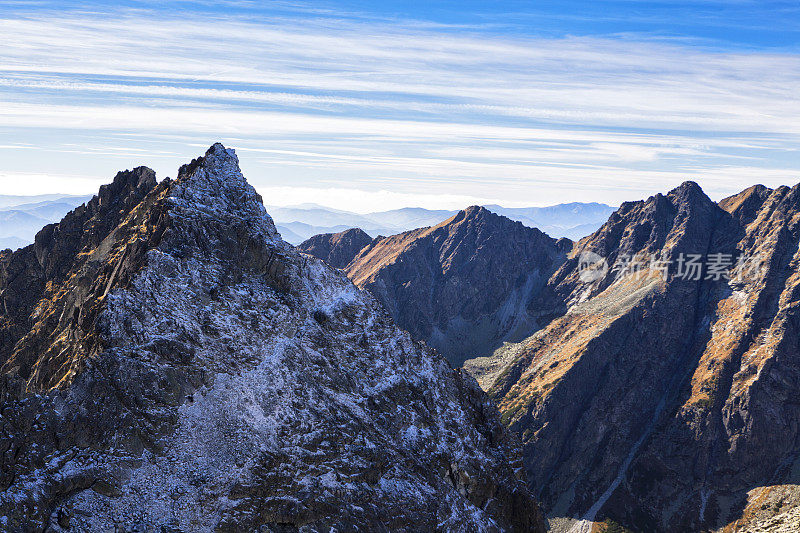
0, 194, 86, 210
268, 202, 614, 244
0, 194, 92, 249
265, 204, 459, 244
483, 202, 617, 241
1, 194, 614, 250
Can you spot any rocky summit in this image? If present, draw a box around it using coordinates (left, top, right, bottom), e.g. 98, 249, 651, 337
0, 144, 543, 532
466, 180, 800, 531
345, 206, 569, 367
297, 227, 374, 269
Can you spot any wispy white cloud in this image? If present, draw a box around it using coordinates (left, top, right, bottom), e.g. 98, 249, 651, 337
0, 9, 798, 209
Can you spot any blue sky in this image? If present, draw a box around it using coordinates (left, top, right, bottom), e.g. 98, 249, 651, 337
1, 0, 799, 211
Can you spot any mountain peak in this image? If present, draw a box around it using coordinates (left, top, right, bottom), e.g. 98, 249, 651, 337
98, 166, 156, 206
113, 165, 156, 190
1, 146, 543, 531
667, 180, 715, 209
459, 204, 492, 219
297, 227, 374, 269
177, 142, 241, 182
202, 141, 240, 169
719, 183, 773, 224
346, 206, 565, 365
463, 204, 489, 215
445, 205, 501, 229
339, 226, 370, 238
674, 179, 702, 191
170, 143, 281, 246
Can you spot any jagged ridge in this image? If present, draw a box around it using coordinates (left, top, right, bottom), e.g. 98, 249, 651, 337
345, 205, 569, 366
467, 180, 800, 531
0, 144, 543, 532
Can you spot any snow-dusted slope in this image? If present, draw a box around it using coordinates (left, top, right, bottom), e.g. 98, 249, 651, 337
0, 144, 542, 532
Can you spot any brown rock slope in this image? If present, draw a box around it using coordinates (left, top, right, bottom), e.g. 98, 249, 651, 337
467, 181, 800, 531
297, 227, 374, 268
0, 166, 159, 390
345, 206, 569, 366
0, 144, 543, 532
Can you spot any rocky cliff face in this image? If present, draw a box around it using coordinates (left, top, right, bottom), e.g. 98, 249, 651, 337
0, 166, 158, 390
466, 181, 800, 531
0, 144, 543, 532
297, 227, 374, 269
345, 206, 569, 367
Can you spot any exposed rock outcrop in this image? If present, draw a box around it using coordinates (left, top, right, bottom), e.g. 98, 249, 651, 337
466, 180, 800, 531
0, 145, 543, 532
0, 166, 158, 389
297, 227, 374, 269
345, 206, 568, 367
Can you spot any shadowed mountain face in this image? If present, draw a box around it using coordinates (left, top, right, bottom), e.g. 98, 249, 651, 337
345, 206, 570, 367
466, 180, 800, 531
297, 227, 374, 269
0, 145, 543, 532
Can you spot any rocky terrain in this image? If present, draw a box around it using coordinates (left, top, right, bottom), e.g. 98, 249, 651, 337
297, 227, 374, 269
0, 144, 544, 532
345, 206, 570, 367
7, 143, 800, 533
465, 181, 800, 531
